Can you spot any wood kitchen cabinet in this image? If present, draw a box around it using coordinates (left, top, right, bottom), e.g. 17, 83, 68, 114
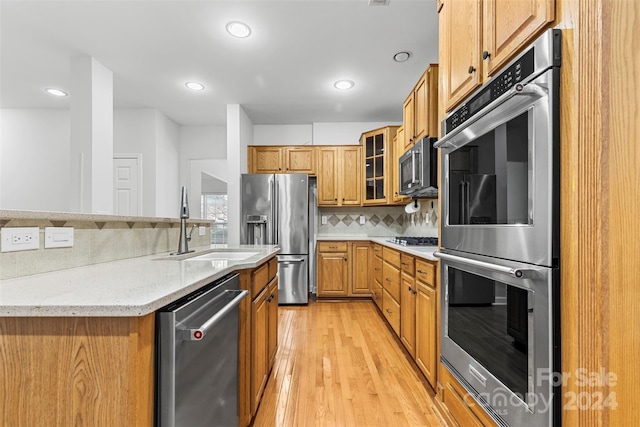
391, 129, 409, 204
248, 145, 317, 175
241, 257, 279, 420
415, 259, 437, 388
351, 242, 371, 295
381, 247, 401, 336
371, 244, 384, 310
403, 65, 439, 150
439, 0, 554, 112
361, 126, 399, 205
317, 146, 361, 206
317, 241, 349, 297
400, 253, 417, 358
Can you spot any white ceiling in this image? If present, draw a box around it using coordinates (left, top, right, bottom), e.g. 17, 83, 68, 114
0, 0, 439, 126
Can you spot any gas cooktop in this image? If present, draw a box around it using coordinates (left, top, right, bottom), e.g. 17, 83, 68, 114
388, 236, 439, 247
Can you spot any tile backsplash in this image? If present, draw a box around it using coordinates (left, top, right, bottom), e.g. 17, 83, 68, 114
318, 200, 438, 237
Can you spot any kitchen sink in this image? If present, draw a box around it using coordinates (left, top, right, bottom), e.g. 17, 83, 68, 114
184, 251, 259, 262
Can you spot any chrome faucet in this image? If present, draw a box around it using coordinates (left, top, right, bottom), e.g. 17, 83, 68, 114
172, 186, 195, 255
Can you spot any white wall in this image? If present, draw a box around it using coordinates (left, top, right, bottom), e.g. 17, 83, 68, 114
253, 124, 312, 146
154, 111, 180, 218
113, 109, 158, 216
312, 121, 400, 145
0, 109, 71, 211
227, 104, 254, 245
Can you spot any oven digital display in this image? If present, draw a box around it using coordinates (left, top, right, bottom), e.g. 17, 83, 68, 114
469, 90, 491, 115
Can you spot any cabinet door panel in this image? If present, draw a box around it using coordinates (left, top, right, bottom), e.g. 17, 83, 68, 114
251, 289, 269, 414
416, 284, 436, 388
284, 147, 316, 174
251, 147, 282, 173
414, 74, 427, 142
403, 95, 415, 149
317, 148, 338, 205
442, 0, 482, 111
483, 0, 554, 77
400, 273, 416, 358
267, 279, 278, 367
317, 252, 348, 296
352, 243, 371, 295
340, 146, 361, 205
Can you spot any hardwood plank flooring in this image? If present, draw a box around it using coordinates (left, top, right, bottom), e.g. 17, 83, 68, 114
251, 300, 443, 427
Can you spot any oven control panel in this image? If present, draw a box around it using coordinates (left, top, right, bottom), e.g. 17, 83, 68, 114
445, 48, 535, 134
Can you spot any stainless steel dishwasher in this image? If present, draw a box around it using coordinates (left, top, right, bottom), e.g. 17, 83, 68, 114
156, 273, 247, 427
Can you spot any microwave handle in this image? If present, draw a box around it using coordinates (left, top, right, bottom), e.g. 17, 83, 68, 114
434, 251, 535, 279
411, 151, 419, 184
435, 82, 547, 149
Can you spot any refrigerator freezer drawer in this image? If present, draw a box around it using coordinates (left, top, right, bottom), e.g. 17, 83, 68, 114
277, 255, 309, 304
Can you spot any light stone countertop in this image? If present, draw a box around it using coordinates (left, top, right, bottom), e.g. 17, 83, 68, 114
0, 244, 280, 317
317, 235, 438, 261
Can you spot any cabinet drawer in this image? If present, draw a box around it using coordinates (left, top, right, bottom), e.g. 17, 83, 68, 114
252, 262, 270, 297
382, 289, 401, 336
400, 253, 415, 275
442, 368, 489, 427
416, 259, 436, 288
382, 261, 400, 302
383, 247, 401, 268
318, 241, 348, 252
373, 244, 383, 258
268, 257, 278, 281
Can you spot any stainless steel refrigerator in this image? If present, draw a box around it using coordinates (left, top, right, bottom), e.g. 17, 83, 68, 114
241, 173, 309, 304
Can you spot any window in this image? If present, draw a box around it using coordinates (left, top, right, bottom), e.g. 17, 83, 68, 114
201, 194, 227, 244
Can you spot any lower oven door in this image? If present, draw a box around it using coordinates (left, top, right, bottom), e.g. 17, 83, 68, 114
435, 249, 559, 427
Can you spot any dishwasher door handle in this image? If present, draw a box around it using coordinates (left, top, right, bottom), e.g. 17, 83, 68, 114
180, 289, 248, 341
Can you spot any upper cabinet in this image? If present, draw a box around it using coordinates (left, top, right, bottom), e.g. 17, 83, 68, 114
248, 146, 316, 175
439, 0, 555, 112
403, 65, 439, 150
361, 126, 399, 206
317, 146, 361, 206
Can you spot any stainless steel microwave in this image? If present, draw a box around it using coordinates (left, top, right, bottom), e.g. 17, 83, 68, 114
398, 137, 438, 198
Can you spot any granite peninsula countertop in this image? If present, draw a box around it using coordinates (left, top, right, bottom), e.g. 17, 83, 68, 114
0, 245, 280, 317
317, 235, 438, 261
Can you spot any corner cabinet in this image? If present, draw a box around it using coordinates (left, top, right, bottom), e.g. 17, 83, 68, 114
361, 126, 399, 205
439, 0, 555, 112
317, 146, 361, 206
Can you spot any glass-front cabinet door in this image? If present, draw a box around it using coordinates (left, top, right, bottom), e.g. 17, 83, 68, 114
361, 126, 399, 205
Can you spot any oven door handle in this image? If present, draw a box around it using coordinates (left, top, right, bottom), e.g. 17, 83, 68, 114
179, 289, 248, 341
434, 82, 547, 149
433, 251, 534, 279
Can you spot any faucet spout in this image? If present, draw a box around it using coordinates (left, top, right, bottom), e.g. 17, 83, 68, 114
171, 186, 195, 256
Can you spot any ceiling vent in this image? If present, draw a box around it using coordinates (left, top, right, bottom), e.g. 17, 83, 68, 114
368, 0, 390, 5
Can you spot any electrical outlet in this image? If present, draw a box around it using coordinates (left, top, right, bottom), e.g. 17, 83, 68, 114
199, 226, 206, 236
321, 216, 328, 225
359, 215, 366, 225
1, 227, 40, 252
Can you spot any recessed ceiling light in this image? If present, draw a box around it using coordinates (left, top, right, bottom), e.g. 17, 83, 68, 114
334, 80, 355, 90
185, 82, 205, 91
226, 21, 251, 38
393, 51, 411, 62
45, 88, 68, 97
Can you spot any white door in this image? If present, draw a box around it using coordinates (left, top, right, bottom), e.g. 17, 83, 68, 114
113, 156, 141, 216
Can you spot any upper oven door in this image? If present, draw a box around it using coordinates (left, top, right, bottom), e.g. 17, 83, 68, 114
438, 68, 559, 267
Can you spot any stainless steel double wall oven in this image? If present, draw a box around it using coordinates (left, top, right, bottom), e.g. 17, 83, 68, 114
435, 29, 561, 427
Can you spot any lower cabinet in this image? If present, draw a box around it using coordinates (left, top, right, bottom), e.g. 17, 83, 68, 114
317, 241, 372, 298
239, 256, 279, 426
415, 259, 437, 389
440, 367, 498, 427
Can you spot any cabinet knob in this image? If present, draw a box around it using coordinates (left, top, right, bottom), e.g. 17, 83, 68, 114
342, 198, 345, 202
482, 50, 491, 60
413, 289, 418, 295
417, 269, 424, 274
408, 285, 413, 291
344, 258, 347, 261
334, 198, 338, 201
279, 167, 282, 170
386, 309, 392, 314
468, 65, 476, 74
386, 278, 392, 282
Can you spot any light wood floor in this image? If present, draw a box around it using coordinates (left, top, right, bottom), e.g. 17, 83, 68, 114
251, 300, 444, 427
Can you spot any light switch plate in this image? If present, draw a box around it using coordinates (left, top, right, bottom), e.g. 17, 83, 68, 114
199, 226, 206, 236
44, 227, 74, 248
359, 215, 366, 225
1, 227, 40, 252
321, 216, 328, 225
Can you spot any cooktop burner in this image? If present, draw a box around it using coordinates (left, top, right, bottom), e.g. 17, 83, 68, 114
388, 236, 439, 247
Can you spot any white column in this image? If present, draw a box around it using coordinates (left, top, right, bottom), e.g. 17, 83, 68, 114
69, 56, 113, 214
226, 104, 253, 244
